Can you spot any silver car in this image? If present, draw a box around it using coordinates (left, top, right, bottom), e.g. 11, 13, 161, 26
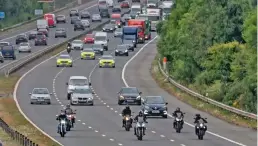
81, 19, 90, 28
55, 28, 67, 38
0, 52, 4, 63
30, 88, 52, 104
70, 87, 94, 106
91, 14, 102, 22
114, 28, 123, 37
71, 40, 84, 50
18, 43, 31, 53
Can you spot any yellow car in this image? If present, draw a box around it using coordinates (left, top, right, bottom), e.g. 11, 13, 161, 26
56, 54, 73, 67
99, 55, 115, 68
81, 48, 95, 60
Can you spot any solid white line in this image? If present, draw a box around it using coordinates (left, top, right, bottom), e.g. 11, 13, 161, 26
121, 36, 247, 146
181, 144, 186, 146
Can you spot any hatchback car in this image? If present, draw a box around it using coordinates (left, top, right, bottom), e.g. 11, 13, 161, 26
28, 31, 38, 40
99, 55, 115, 68
55, 28, 67, 38
100, 9, 110, 18
81, 19, 90, 28
71, 40, 84, 50
121, 1, 130, 8
114, 28, 123, 37
74, 21, 85, 31
80, 11, 91, 19
115, 44, 128, 56
18, 43, 31, 53
37, 28, 49, 37
141, 96, 168, 118
56, 15, 66, 23
102, 24, 116, 32
16, 34, 28, 44
81, 48, 95, 60
70, 9, 79, 17
35, 34, 47, 46
71, 16, 80, 24
84, 34, 95, 44
117, 87, 142, 105
91, 44, 104, 55
92, 14, 102, 22
30, 88, 52, 104
56, 54, 73, 67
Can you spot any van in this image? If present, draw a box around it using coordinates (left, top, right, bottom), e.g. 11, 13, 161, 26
66, 76, 91, 100
98, 0, 108, 10
44, 13, 56, 27
37, 19, 49, 30
0, 45, 16, 60
94, 32, 109, 50
106, 0, 114, 7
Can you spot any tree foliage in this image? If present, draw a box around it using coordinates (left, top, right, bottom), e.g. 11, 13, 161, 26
158, 0, 257, 113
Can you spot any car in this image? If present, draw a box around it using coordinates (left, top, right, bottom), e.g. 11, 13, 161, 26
30, 88, 52, 104
141, 96, 168, 118
99, 55, 115, 68
118, 0, 125, 2
70, 9, 79, 17
100, 9, 110, 18
94, 32, 108, 50
122, 41, 134, 51
112, 5, 122, 13
55, 28, 67, 38
70, 87, 94, 106
117, 87, 142, 105
80, 11, 91, 19
66, 76, 91, 100
84, 34, 95, 44
37, 28, 49, 37
15, 34, 28, 44
0, 52, 4, 63
56, 54, 73, 67
81, 48, 96, 60
81, 19, 90, 28
92, 14, 102, 22
91, 44, 104, 55
71, 16, 80, 24
18, 43, 31, 53
1, 45, 16, 60
35, 34, 47, 46
74, 21, 85, 31
120, 1, 130, 8
56, 15, 66, 23
115, 44, 129, 56
121, 14, 131, 25
28, 31, 38, 40
0, 42, 10, 48
71, 40, 84, 50
132, 0, 140, 2
102, 24, 116, 32
114, 28, 123, 37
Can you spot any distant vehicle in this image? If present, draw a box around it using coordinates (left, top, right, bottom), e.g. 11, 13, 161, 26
70, 9, 79, 17
98, 0, 108, 10
91, 44, 104, 55
106, 0, 114, 7
1, 45, 16, 60
56, 15, 66, 23
30, 88, 52, 105
28, 31, 38, 40
115, 44, 129, 56
94, 32, 108, 50
122, 26, 138, 49
37, 28, 49, 37
71, 16, 80, 24
132, 0, 140, 3
44, 13, 56, 27
71, 40, 84, 50
102, 24, 116, 32
37, 19, 48, 30
56, 54, 73, 67
111, 14, 122, 28
66, 76, 91, 100
141, 96, 168, 118
81, 19, 90, 28
35, 34, 47, 46
18, 43, 31, 53
92, 14, 102, 22
80, 11, 91, 19
99, 55, 115, 68
112, 5, 122, 13
0, 42, 10, 48
120, 1, 130, 8
100, 8, 110, 18
146, 0, 159, 8
16, 34, 28, 44
74, 21, 85, 31
121, 14, 131, 24
81, 48, 95, 60
117, 87, 142, 105
0, 52, 4, 63
114, 28, 123, 37
55, 28, 67, 38
84, 34, 95, 44
130, 4, 142, 19
70, 87, 94, 106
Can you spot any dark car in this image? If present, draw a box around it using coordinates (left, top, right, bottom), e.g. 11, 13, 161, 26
115, 44, 129, 56
56, 15, 66, 23
102, 24, 116, 32
112, 6, 122, 13
132, 0, 140, 2
55, 28, 67, 38
35, 34, 47, 46
74, 21, 85, 31
71, 16, 80, 24
37, 28, 49, 37
91, 44, 104, 55
118, 0, 125, 2
0, 52, 4, 63
117, 87, 142, 105
81, 11, 91, 19
28, 31, 38, 40
100, 9, 110, 18
120, 1, 130, 8
15, 34, 28, 44
1, 45, 16, 60
70, 9, 79, 17
141, 96, 168, 118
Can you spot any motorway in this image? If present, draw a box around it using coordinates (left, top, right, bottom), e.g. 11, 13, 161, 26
0, 0, 99, 72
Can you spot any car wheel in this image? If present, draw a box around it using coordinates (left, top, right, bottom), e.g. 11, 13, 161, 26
74, 29, 76, 31
81, 58, 83, 60
30, 102, 33, 104
67, 94, 70, 100
13, 57, 16, 60
118, 100, 122, 105
113, 65, 115, 68
162, 115, 168, 118
70, 65, 73, 67
93, 57, 95, 60
45, 43, 47, 46
101, 52, 103, 55
126, 53, 128, 56
99, 65, 102, 68
55, 36, 57, 38
47, 102, 51, 105
90, 103, 94, 106
29, 51, 31, 53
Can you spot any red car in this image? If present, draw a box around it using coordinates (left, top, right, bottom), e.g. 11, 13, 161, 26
84, 34, 94, 44
120, 1, 130, 8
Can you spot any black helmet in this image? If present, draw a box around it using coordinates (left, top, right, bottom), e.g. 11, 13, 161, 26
176, 107, 180, 112
196, 114, 201, 117
126, 105, 130, 109
139, 111, 143, 116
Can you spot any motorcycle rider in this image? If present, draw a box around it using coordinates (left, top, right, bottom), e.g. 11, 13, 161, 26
56, 111, 68, 133
134, 111, 148, 135
67, 42, 72, 53
64, 104, 75, 125
121, 105, 132, 127
194, 114, 207, 135
172, 107, 184, 128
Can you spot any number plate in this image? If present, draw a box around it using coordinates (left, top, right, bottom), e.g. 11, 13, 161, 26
152, 110, 160, 113
127, 100, 134, 102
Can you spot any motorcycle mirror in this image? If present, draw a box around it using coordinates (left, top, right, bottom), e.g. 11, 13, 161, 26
139, 92, 142, 94
66, 82, 68, 85
29, 93, 32, 95
165, 102, 168, 105
89, 82, 92, 86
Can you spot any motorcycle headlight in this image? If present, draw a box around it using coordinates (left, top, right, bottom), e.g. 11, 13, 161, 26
115, 50, 118, 52
110, 28, 113, 30
132, 40, 136, 43
142, 123, 145, 127
200, 123, 203, 127
125, 50, 128, 52
176, 118, 180, 121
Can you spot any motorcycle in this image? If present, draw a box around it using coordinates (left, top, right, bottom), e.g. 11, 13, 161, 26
135, 121, 146, 140
124, 115, 132, 131
67, 110, 76, 128
196, 121, 207, 140
59, 119, 67, 137
67, 46, 71, 54
174, 114, 184, 133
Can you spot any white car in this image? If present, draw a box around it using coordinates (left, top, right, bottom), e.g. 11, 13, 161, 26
81, 20, 90, 28
66, 76, 91, 100
70, 87, 94, 106
71, 40, 84, 50
18, 43, 31, 53
92, 14, 102, 22
30, 88, 52, 104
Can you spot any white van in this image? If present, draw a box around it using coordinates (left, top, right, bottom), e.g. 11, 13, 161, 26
94, 32, 109, 50
36, 19, 49, 30
106, 0, 114, 7
66, 76, 91, 100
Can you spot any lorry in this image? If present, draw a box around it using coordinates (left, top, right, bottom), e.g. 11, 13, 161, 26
159, 1, 174, 20
37, 19, 49, 30
128, 19, 151, 42
122, 26, 138, 48
146, 8, 161, 31
111, 13, 122, 28
44, 13, 56, 27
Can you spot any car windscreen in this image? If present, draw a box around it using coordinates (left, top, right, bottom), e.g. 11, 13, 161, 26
69, 79, 87, 85
131, 8, 141, 13
59, 55, 70, 59
148, 16, 159, 21
33, 88, 49, 94
116, 28, 122, 32
92, 44, 102, 48
70, 10, 78, 14
0, 42, 9, 47
94, 36, 106, 41
73, 88, 91, 94
2, 46, 13, 51
146, 96, 164, 104
83, 49, 94, 52
121, 88, 138, 94
101, 56, 113, 60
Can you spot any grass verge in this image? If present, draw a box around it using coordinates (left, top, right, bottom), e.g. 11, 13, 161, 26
151, 55, 257, 129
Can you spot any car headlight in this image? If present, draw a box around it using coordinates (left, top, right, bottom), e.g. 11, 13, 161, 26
115, 50, 118, 52
119, 96, 124, 99
110, 28, 113, 30
31, 96, 37, 99
72, 96, 78, 100
103, 28, 106, 30
88, 97, 93, 100
132, 40, 136, 43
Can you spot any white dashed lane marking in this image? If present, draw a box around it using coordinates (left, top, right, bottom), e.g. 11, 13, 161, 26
110, 139, 114, 141
82, 123, 86, 125
151, 131, 156, 134
160, 135, 165, 138
170, 139, 174, 142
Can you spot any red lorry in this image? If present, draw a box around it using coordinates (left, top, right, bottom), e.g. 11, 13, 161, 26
127, 19, 145, 43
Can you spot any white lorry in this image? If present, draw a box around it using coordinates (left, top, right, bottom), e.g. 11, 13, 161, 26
36, 19, 49, 30
146, 8, 161, 31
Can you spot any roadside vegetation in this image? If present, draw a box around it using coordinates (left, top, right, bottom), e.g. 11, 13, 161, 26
0, 0, 74, 29
156, 0, 257, 114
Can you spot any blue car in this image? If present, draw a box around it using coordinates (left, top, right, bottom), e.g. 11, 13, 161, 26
1, 45, 16, 60
141, 96, 168, 118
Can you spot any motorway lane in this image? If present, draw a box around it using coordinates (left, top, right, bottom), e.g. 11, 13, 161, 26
0, 1, 100, 70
